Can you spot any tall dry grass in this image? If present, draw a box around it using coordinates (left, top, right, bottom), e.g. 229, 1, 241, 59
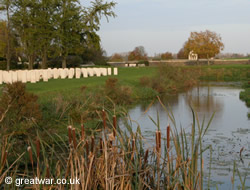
0, 100, 247, 189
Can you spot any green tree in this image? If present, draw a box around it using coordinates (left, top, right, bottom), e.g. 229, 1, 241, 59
183, 30, 224, 59
55, 0, 116, 68
12, 0, 40, 69
128, 46, 148, 61
0, 0, 13, 70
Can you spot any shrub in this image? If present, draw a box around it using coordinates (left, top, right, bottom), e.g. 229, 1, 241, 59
0, 82, 41, 136
104, 78, 132, 105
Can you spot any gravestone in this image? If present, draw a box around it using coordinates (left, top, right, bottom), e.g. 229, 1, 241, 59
53, 68, 59, 79
108, 68, 112, 75
87, 68, 94, 77
30, 71, 36, 83
42, 70, 48, 82
12, 71, 18, 83
68, 68, 74, 79
75, 68, 81, 79
114, 68, 118, 75
47, 68, 53, 79
81, 68, 88, 78
21, 70, 27, 83
17, 70, 22, 81
0, 70, 2, 84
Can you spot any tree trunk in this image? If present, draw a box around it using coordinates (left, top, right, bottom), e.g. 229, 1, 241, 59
62, 56, 67, 68
41, 49, 47, 69
28, 55, 34, 70
207, 54, 210, 65
6, 5, 11, 71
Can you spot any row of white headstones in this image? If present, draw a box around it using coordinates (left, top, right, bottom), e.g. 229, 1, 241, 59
0, 67, 118, 84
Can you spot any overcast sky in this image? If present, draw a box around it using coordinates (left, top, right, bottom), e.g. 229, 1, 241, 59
82, 0, 250, 56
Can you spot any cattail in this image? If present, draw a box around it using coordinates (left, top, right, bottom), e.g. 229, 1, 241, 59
27, 146, 34, 169
144, 149, 149, 164
155, 131, 159, 152
167, 125, 170, 149
1, 151, 7, 167
158, 131, 161, 149
91, 136, 95, 153
113, 115, 117, 137
46, 164, 50, 178
81, 124, 85, 141
36, 139, 40, 159
132, 138, 136, 152
72, 128, 77, 149
68, 126, 72, 145
102, 109, 107, 129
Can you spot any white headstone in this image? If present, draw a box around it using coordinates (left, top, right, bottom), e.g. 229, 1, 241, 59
21, 70, 27, 83
101, 68, 107, 76
53, 68, 59, 79
12, 71, 18, 83
30, 71, 36, 83
81, 68, 88, 78
59, 68, 66, 79
47, 68, 53, 79
64, 68, 69, 77
93, 68, 101, 77
87, 68, 94, 77
108, 68, 112, 75
5, 72, 12, 84
0, 70, 3, 84
68, 68, 74, 79
26, 70, 31, 82
75, 68, 81, 79
35, 70, 40, 82
42, 70, 48, 82
17, 70, 22, 81
114, 68, 118, 75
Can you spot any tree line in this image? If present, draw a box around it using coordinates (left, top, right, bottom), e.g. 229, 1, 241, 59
0, 0, 116, 70
110, 30, 225, 62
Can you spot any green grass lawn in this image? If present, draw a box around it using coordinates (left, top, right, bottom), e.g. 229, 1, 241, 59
24, 67, 157, 102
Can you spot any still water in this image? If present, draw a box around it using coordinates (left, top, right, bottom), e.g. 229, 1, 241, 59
122, 84, 250, 189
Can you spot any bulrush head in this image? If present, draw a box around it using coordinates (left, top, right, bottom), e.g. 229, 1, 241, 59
27, 146, 34, 169
91, 136, 95, 153
113, 115, 117, 137
68, 126, 72, 145
167, 125, 171, 150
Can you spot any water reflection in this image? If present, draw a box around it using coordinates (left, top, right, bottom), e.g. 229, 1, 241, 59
123, 84, 250, 189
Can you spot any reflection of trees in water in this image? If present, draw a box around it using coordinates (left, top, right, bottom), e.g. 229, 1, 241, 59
138, 85, 224, 121
185, 85, 223, 114
139, 94, 180, 119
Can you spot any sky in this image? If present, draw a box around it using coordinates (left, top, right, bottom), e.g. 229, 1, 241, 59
81, 0, 250, 56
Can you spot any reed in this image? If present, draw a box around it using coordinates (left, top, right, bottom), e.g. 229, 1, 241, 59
0, 104, 248, 189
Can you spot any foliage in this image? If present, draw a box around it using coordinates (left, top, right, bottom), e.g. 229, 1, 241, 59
81, 48, 108, 65
161, 52, 173, 60
0, 82, 41, 137
2, 0, 116, 69
109, 53, 123, 62
183, 30, 224, 59
128, 46, 148, 61
141, 64, 200, 93
104, 77, 132, 105
0, 103, 216, 189
177, 47, 187, 59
